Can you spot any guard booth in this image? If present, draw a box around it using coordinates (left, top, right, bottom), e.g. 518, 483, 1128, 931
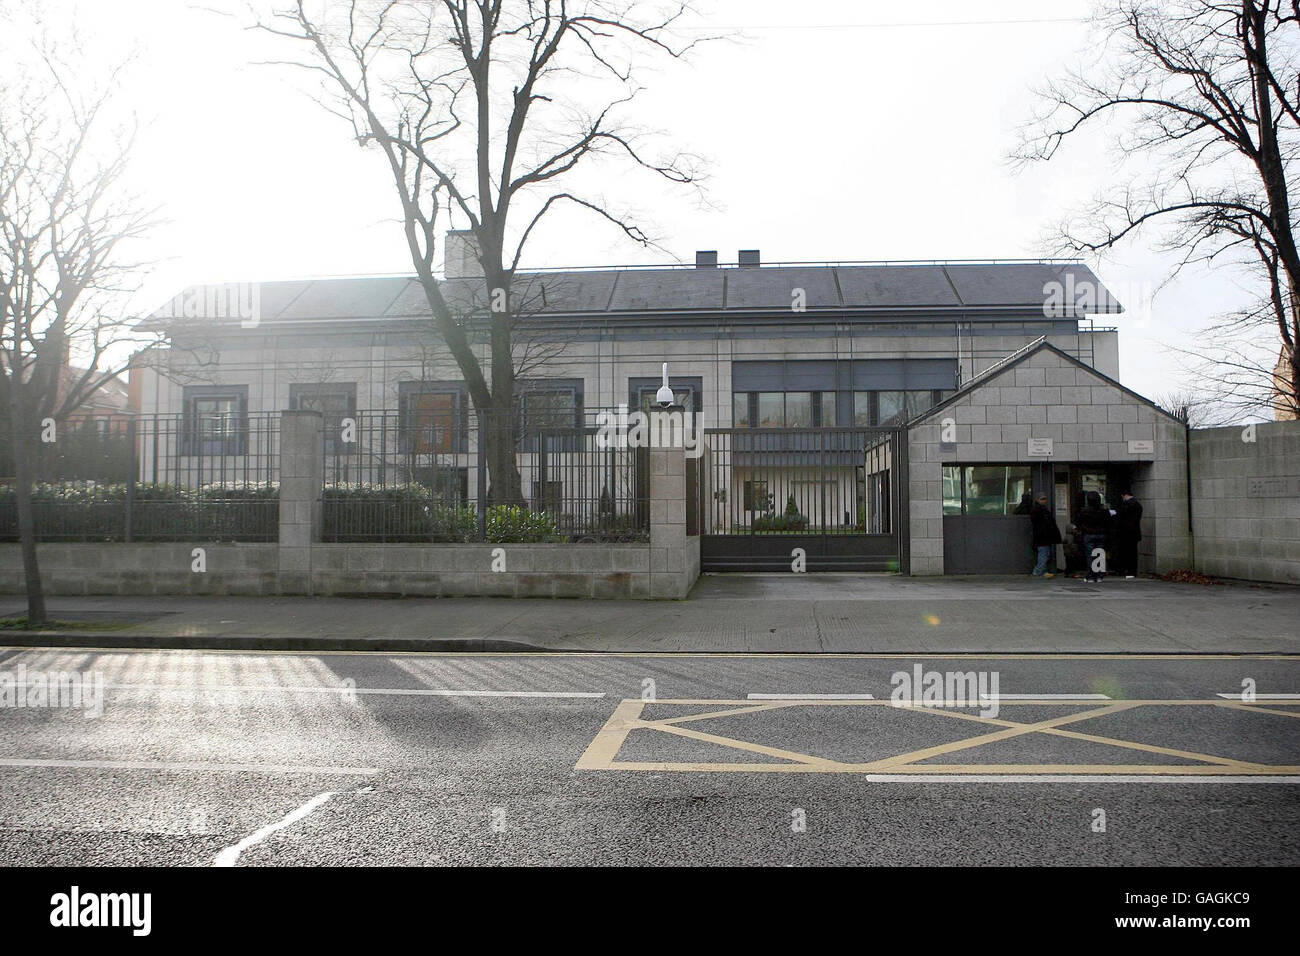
698, 425, 907, 571
903, 341, 1191, 577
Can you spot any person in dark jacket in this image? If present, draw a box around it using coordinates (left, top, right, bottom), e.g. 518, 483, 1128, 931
1028, 493, 1062, 577
1114, 491, 1143, 578
1075, 491, 1110, 582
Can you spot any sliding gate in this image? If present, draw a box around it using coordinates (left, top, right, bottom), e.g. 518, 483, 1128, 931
698, 426, 907, 572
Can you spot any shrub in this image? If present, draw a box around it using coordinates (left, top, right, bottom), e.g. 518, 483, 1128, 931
323, 486, 560, 543
753, 495, 807, 533
321, 483, 454, 542
484, 505, 560, 543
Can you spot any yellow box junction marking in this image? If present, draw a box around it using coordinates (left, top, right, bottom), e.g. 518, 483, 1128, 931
574, 698, 1300, 775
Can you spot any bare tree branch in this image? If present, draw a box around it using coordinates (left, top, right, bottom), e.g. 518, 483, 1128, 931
1017, 0, 1300, 417
255, 0, 708, 502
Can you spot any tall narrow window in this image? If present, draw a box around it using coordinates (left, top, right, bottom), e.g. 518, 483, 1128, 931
518, 380, 583, 452
785, 392, 812, 428
732, 393, 751, 427
942, 466, 963, 515
290, 383, 357, 455
818, 392, 837, 427
182, 385, 248, 455
410, 392, 458, 454
853, 392, 873, 427
757, 392, 784, 427
398, 383, 467, 455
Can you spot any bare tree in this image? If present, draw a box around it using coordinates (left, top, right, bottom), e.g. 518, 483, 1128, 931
1152, 387, 1235, 425
259, 0, 705, 503
1017, 0, 1300, 419
0, 37, 156, 625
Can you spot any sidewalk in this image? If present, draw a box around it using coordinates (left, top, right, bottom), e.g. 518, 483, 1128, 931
2, 573, 1297, 654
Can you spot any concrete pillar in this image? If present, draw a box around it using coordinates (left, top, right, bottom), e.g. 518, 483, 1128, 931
278, 409, 323, 592
648, 409, 698, 599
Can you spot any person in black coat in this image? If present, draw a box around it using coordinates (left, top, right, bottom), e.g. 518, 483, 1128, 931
1075, 491, 1110, 582
1029, 493, 1062, 577
1114, 491, 1143, 578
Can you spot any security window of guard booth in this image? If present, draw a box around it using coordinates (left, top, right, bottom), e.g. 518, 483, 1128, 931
942, 465, 1034, 515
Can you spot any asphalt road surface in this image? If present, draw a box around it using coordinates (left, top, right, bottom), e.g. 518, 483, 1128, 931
1, 647, 1297, 866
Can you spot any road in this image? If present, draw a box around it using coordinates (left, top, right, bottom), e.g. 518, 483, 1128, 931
1, 647, 1297, 866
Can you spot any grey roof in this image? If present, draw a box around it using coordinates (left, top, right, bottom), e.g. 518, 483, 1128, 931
144, 260, 1122, 328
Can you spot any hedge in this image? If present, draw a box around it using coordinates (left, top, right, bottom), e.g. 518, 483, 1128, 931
0, 482, 278, 542
0, 481, 584, 544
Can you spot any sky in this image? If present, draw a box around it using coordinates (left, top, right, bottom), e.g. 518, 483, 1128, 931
3, 0, 1268, 402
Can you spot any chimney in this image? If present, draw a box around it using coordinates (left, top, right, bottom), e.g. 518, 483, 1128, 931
444, 229, 482, 278
738, 249, 760, 268
695, 250, 718, 269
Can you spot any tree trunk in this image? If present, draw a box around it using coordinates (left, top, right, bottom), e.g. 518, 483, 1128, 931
482, 402, 525, 507
8, 389, 47, 626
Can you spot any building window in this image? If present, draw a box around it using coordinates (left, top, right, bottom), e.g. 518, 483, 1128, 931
942, 465, 1033, 515
410, 392, 458, 454
733, 393, 750, 427
518, 380, 584, 453
853, 392, 873, 428
756, 392, 784, 427
398, 383, 467, 454
290, 383, 357, 454
853, 389, 942, 427
742, 479, 770, 513
182, 385, 248, 455
521, 387, 580, 432
784, 392, 812, 428
946, 465, 967, 515
818, 392, 837, 427
636, 384, 696, 414
733, 391, 839, 427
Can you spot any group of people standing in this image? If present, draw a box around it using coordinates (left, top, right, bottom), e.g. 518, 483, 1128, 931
1022, 490, 1143, 582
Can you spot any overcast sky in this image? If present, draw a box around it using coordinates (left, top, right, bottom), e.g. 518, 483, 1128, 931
9, 0, 1266, 401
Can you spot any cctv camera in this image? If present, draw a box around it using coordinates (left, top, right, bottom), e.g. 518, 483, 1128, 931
655, 362, 674, 407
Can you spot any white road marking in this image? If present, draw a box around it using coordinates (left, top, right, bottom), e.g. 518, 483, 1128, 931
103, 684, 604, 698
746, 693, 1111, 702
214, 788, 363, 867
1216, 693, 1300, 700
4, 646, 1297, 660
747, 693, 875, 700
857, 774, 1300, 784
0, 758, 378, 776
984, 694, 1112, 700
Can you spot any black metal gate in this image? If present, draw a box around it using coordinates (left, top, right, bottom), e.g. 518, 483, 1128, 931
698, 426, 906, 572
